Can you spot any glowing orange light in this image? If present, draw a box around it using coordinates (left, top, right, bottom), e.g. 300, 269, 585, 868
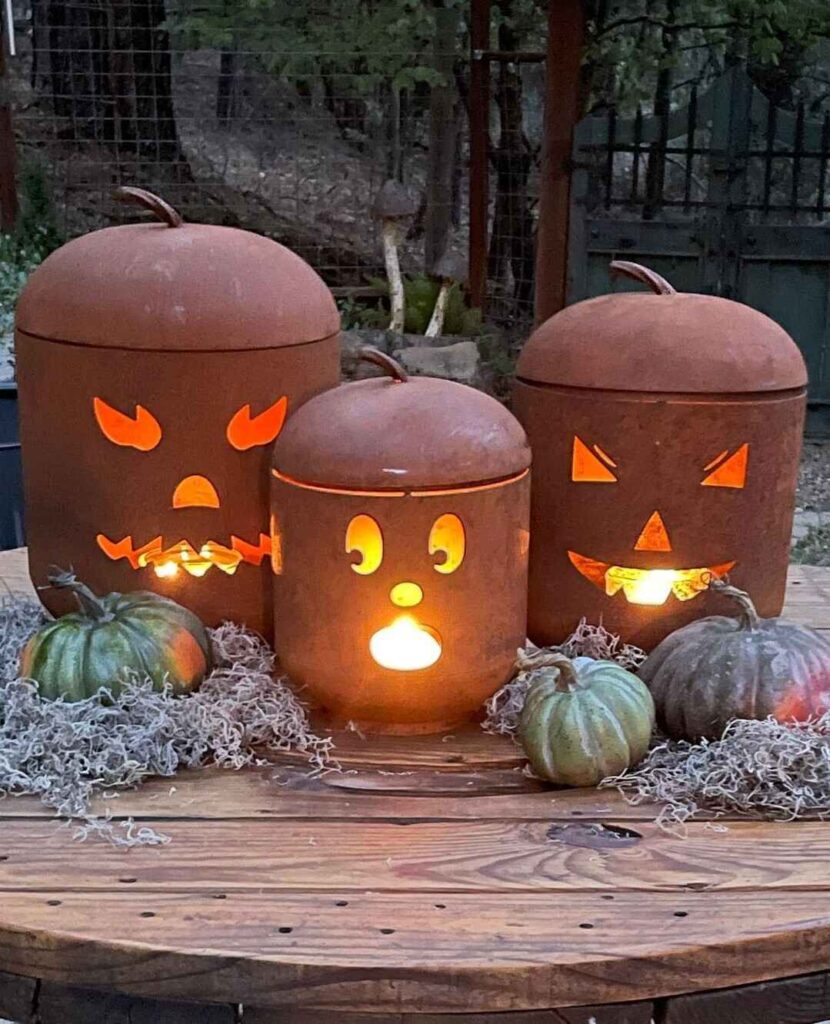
172, 474, 220, 509
572, 436, 617, 483
369, 615, 442, 671
702, 444, 749, 489
93, 397, 161, 451
390, 581, 423, 607
568, 551, 736, 605
429, 514, 465, 574
227, 397, 288, 451
97, 533, 268, 577
634, 510, 672, 552
346, 515, 383, 575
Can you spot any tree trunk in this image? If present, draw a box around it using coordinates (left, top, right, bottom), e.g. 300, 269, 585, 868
486, 0, 535, 309
216, 49, 240, 124
424, 0, 460, 269
643, 0, 677, 220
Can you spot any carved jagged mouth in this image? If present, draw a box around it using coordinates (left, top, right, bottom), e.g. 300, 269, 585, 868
97, 533, 272, 578
568, 551, 736, 606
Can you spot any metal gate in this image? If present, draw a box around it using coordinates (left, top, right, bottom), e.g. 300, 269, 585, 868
568, 66, 830, 436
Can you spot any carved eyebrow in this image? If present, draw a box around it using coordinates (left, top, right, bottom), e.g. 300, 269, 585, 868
93, 397, 162, 451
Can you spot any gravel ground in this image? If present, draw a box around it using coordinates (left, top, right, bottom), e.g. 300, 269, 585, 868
797, 440, 830, 512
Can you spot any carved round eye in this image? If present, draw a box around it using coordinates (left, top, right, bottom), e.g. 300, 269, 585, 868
227, 397, 288, 451
701, 444, 749, 489
346, 515, 383, 575
572, 436, 617, 483
93, 397, 161, 451
429, 514, 465, 574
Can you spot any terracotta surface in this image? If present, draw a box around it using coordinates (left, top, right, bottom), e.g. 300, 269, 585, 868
15, 188, 340, 638
272, 350, 531, 732
515, 261, 807, 650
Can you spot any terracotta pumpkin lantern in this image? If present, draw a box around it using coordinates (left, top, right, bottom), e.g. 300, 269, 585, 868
514, 261, 807, 651
15, 187, 340, 638
271, 349, 531, 734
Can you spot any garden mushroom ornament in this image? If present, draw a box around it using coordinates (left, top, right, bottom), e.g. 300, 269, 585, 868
426, 249, 467, 338
372, 180, 418, 333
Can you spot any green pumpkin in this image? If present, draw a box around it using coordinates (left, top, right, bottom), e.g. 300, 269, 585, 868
20, 571, 211, 701
519, 652, 655, 786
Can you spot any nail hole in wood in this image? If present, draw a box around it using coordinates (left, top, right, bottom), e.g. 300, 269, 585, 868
434, 903, 446, 909
579, 922, 594, 929
380, 928, 395, 935
119, 876, 138, 884
213, 894, 227, 900
278, 926, 293, 934
600, 894, 614, 900
674, 911, 688, 917
46, 899, 61, 907
140, 911, 156, 918
0, 855, 8, 862
335, 900, 348, 907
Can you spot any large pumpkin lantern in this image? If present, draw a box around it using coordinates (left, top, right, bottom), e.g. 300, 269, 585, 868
514, 261, 807, 651
15, 188, 340, 637
271, 349, 531, 734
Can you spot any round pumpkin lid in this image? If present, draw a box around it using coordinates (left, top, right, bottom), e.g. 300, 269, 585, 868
517, 261, 807, 394
16, 187, 339, 351
273, 349, 530, 491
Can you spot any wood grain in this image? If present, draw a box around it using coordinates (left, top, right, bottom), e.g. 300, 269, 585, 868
242, 1004, 654, 1024
0, 890, 828, 1011
660, 970, 830, 1023
35, 980, 237, 1024
0, 817, 828, 893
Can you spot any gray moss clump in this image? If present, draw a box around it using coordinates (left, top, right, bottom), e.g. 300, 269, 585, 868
0, 596, 334, 845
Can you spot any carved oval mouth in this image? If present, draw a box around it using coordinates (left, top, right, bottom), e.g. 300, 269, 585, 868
369, 616, 442, 671
568, 551, 736, 606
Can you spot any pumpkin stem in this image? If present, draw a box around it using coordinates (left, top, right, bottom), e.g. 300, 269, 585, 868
46, 569, 113, 622
609, 260, 676, 295
517, 649, 580, 691
709, 577, 761, 630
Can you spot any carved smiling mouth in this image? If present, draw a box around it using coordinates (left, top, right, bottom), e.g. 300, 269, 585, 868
97, 533, 272, 578
568, 551, 735, 606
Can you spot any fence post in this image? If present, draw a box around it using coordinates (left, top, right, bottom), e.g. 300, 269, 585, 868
468, 0, 490, 311
533, 0, 585, 325
0, 14, 18, 233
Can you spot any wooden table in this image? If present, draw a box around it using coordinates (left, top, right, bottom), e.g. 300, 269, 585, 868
2, 548, 830, 1024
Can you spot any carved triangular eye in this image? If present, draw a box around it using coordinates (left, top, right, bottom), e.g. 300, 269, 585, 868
571, 436, 617, 483
93, 397, 162, 451
227, 397, 288, 451
701, 444, 749, 489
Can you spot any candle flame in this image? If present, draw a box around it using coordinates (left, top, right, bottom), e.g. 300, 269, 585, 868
369, 615, 442, 671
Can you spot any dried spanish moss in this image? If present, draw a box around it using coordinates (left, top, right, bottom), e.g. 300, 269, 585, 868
602, 714, 830, 831
0, 596, 335, 846
482, 619, 647, 735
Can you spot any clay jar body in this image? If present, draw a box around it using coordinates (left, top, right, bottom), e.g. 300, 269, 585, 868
514, 262, 807, 651
271, 352, 531, 734
15, 189, 340, 638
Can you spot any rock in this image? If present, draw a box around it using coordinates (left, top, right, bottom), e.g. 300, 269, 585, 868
393, 340, 480, 385
340, 328, 397, 379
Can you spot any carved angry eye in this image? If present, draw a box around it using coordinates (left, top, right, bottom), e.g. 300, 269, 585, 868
429, 514, 465, 574
227, 397, 288, 451
572, 436, 617, 483
93, 397, 162, 451
346, 515, 383, 575
701, 444, 749, 489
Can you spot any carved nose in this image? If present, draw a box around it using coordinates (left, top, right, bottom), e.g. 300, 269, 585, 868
634, 510, 672, 552
172, 475, 220, 509
390, 582, 423, 608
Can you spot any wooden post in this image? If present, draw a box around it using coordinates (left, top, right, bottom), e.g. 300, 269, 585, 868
468, 0, 490, 310
425, 1, 461, 269
533, 0, 586, 325
0, 15, 18, 233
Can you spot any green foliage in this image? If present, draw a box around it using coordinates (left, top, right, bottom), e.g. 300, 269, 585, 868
360, 274, 481, 336
791, 522, 830, 566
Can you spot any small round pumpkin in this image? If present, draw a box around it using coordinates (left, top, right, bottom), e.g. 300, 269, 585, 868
20, 571, 211, 701
640, 580, 830, 741
519, 651, 655, 786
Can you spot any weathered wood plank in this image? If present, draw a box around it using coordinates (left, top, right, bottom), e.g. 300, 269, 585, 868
661, 969, 830, 1023
0, 765, 660, 822
0, 890, 828, 1011
0, 818, 828, 893
36, 979, 236, 1024
243, 1004, 654, 1024
0, 967, 36, 1022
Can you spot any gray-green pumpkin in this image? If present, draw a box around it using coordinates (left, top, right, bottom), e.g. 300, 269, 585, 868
20, 571, 211, 701
519, 652, 655, 786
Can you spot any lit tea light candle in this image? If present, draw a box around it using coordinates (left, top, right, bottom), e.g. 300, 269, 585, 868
369, 615, 442, 671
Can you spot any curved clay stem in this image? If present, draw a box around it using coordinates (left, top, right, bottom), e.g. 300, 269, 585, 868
47, 569, 112, 621
516, 649, 580, 692
359, 347, 409, 382
709, 577, 761, 630
609, 260, 676, 295
115, 186, 183, 228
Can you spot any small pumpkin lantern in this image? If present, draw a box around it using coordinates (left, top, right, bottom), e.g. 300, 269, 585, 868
514, 261, 807, 651
15, 188, 340, 637
271, 349, 531, 734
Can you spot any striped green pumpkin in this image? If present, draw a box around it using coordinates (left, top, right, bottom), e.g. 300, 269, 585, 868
20, 571, 210, 701
640, 581, 830, 741
519, 653, 655, 786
